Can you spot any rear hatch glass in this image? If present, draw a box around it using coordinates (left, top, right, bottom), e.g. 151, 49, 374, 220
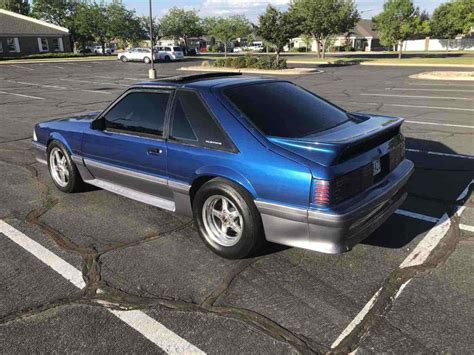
224, 81, 349, 138
173, 47, 182, 52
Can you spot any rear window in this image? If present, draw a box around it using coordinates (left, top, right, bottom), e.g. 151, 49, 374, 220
173, 47, 181, 51
224, 82, 349, 138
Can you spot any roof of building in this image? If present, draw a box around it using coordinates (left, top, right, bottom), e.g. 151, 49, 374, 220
0, 9, 69, 36
351, 19, 378, 39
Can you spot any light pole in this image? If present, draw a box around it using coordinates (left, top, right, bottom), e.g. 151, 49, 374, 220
148, 0, 157, 79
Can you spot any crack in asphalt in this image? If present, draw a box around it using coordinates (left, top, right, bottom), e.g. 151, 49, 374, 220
0, 150, 321, 354
329, 208, 464, 354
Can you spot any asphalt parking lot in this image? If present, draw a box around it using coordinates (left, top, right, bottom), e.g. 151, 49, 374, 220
0, 59, 473, 354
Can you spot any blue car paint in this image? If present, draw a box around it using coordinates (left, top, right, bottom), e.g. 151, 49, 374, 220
35, 77, 403, 213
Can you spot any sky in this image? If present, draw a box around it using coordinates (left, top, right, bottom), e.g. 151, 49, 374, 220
122, 0, 448, 21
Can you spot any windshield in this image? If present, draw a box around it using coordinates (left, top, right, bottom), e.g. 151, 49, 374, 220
224, 82, 349, 138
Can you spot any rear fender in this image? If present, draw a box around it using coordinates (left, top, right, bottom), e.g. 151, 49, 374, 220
194, 165, 257, 198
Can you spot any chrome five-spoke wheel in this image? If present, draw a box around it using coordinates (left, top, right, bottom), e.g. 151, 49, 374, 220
49, 147, 70, 187
202, 195, 243, 247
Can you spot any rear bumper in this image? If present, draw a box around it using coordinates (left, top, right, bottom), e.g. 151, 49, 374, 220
256, 159, 414, 254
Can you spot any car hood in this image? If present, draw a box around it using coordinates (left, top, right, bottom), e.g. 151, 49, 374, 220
267, 114, 403, 167
56, 111, 100, 123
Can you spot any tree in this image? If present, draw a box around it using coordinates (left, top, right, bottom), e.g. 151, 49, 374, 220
290, 0, 360, 58
301, 34, 313, 52
204, 15, 252, 57
431, 0, 474, 52
0, 0, 29, 14
160, 7, 203, 50
373, 0, 430, 59
257, 6, 299, 62
75, 3, 110, 54
107, 2, 145, 47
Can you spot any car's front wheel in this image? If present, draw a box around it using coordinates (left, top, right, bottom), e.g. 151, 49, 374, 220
47, 141, 85, 193
120, 56, 127, 62
144, 56, 151, 64
193, 178, 264, 259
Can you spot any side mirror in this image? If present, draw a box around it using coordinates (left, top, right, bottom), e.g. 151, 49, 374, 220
91, 116, 105, 130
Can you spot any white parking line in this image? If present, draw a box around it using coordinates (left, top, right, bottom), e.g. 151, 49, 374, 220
60, 78, 128, 87
0, 220, 205, 354
361, 93, 473, 101
80, 89, 112, 95
8, 80, 67, 90
386, 87, 474, 93
0, 90, 45, 100
459, 224, 474, 233
405, 120, 474, 129
9, 64, 34, 71
408, 83, 474, 88
331, 179, 473, 350
350, 101, 474, 112
406, 148, 474, 160
395, 209, 439, 223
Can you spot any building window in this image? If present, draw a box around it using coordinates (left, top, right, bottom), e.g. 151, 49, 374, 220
0, 41, 3, 53
52, 38, 60, 51
38, 38, 49, 52
51, 38, 64, 52
7, 38, 20, 52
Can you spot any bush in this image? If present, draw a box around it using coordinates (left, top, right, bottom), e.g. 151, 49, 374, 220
0, 52, 90, 61
224, 57, 235, 67
245, 53, 258, 68
213, 58, 226, 67
213, 54, 287, 70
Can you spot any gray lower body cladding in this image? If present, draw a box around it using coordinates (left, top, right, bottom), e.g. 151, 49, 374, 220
256, 159, 414, 254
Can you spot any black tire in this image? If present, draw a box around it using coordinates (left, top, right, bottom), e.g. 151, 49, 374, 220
144, 56, 151, 64
164, 55, 170, 62
120, 56, 127, 62
193, 178, 264, 259
47, 141, 85, 193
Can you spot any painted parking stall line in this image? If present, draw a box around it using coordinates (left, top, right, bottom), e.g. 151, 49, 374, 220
0, 90, 45, 100
331, 179, 473, 350
459, 224, 474, 233
0, 220, 205, 354
395, 209, 439, 224
360, 93, 473, 101
386, 87, 474, 93
406, 149, 474, 160
349, 101, 474, 112
404, 120, 474, 129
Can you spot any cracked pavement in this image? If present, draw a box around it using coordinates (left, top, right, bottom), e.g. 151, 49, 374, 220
0, 60, 473, 354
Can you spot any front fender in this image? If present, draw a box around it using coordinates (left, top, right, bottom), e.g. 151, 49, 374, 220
194, 165, 258, 198
47, 132, 75, 155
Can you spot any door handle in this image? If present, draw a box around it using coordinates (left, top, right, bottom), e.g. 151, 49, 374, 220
147, 148, 163, 156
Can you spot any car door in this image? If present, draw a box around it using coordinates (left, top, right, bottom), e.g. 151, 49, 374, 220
81, 88, 174, 208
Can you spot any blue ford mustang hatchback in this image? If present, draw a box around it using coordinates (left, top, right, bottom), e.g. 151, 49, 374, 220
32, 73, 413, 259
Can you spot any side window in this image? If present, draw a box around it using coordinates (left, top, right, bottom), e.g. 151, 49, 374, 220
170, 90, 236, 151
104, 91, 170, 137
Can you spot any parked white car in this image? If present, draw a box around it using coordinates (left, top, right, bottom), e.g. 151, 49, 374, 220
156, 46, 184, 61
118, 48, 156, 63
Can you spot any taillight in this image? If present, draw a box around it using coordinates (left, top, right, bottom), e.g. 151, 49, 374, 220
172, 52, 175, 55
313, 179, 331, 206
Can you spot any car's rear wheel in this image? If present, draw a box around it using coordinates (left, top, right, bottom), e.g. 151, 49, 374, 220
144, 56, 151, 64
47, 141, 85, 193
193, 178, 264, 259
164, 55, 171, 62
120, 56, 127, 62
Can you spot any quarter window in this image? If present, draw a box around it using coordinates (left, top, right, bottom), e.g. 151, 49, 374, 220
104, 91, 170, 137
170, 90, 235, 151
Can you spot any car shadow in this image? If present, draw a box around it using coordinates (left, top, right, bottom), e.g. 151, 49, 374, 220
362, 136, 473, 250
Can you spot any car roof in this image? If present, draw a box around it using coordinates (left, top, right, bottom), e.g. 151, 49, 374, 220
133, 73, 279, 91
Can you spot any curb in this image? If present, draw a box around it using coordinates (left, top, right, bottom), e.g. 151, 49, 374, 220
409, 71, 474, 81
360, 62, 474, 68
0, 57, 117, 65
178, 66, 322, 75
